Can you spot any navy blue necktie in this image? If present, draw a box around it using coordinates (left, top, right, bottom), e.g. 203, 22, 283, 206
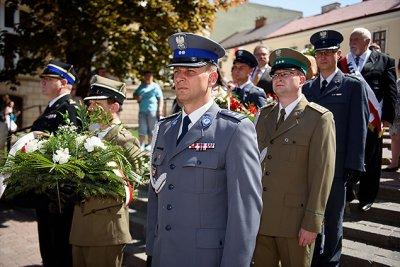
177, 115, 191, 145
321, 80, 328, 93
355, 56, 360, 66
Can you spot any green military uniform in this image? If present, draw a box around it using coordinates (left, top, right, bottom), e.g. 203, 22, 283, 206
253, 48, 336, 267
69, 76, 140, 267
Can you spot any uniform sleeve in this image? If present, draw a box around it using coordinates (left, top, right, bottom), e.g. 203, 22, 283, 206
221, 119, 263, 267
256, 89, 267, 108
302, 111, 336, 233
345, 79, 369, 172
381, 56, 397, 123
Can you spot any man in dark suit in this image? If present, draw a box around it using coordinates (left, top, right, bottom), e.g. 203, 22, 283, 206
303, 30, 369, 266
339, 27, 397, 211
32, 60, 79, 267
252, 45, 273, 96
230, 49, 267, 108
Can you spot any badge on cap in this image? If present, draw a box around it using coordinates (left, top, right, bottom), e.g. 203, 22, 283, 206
320, 31, 327, 39
201, 114, 213, 127
237, 50, 243, 56
275, 49, 281, 57
176, 35, 186, 50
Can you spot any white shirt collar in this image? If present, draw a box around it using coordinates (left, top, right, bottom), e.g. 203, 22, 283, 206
239, 79, 252, 89
179, 99, 214, 135
320, 68, 339, 87
278, 94, 303, 121
48, 93, 69, 107
351, 49, 371, 71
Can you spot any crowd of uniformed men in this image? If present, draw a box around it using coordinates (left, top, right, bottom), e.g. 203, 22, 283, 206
3, 25, 397, 267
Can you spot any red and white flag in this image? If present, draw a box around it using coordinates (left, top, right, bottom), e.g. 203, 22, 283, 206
338, 54, 382, 135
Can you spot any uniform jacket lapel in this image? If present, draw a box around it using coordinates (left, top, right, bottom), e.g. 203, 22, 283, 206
321, 71, 343, 97
362, 50, 377, 75
170, 103, 220, 160
272, 96, 308, 140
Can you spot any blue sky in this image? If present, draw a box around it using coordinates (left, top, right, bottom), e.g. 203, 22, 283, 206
250, 0, 361, 16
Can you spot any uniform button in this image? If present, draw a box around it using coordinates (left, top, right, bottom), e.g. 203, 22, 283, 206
197, 160, 202, 165
263, 187, 267, 191
165, 225, 171, 231
267, 155, 272, 159
168, 184, 175, 190
169, 164, 175, 169
265, 171, 270, 175
166, 204, 173, 210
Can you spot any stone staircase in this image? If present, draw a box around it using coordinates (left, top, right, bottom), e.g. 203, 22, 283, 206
341, 130, 400, 266
123, 130, 400, 267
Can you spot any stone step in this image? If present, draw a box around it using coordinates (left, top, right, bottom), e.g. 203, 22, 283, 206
343, 220, 400, 251
342, 239, 400, 266
129, 209, 147, 240
122, 239, 147, 267
378, 175, 400, 202
347, 201, 400, 227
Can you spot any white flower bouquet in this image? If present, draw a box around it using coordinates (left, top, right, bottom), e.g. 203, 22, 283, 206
0, 106, 149, 208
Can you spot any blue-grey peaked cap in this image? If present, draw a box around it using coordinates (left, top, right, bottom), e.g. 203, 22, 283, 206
168, 32, 226, 68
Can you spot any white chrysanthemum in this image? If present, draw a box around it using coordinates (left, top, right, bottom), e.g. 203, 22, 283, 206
37, 140, 47, 152
84, 136, 106, 152
76, 135, 87, 146
25, 139, 39, 153
52, 148, 71, 164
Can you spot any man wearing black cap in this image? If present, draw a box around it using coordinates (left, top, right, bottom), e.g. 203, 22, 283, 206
303, 30, 369, 266
32, 60, 79, 267
230, 49, 267, 108
146, 32, 262, 267
253, 48, 335, 267
69, 75, 139, 267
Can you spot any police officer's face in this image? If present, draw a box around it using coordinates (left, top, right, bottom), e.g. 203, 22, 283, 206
173, 66, 214, 106
350, 32, 370, 56
254, 48, 269, 66
40, 77, 64, 98
272, 69, 305, 98
231, 62, 253, 84
315, 49, 340, 72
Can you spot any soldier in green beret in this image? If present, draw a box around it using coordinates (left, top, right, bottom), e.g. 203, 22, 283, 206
69, 75, 140, 267
253, 48, 336, 267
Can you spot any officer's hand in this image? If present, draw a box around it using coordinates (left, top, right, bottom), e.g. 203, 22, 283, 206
146, 255, 152, 267
298, 228, 317, 247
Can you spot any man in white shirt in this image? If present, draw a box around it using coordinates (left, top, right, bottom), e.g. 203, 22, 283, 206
252, 45, 273, 95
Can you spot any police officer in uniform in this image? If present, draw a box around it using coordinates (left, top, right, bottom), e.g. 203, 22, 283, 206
253, 48, 336, 267
70, 75, 139, 267
145, 33, 262, 267
230, 49, 267, 108
32, 60, 79, 267
303, 30, 369, 266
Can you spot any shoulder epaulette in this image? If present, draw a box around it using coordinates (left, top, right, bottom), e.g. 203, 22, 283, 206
307, 102, 329, 114
160, 112, 180, 122
219, 109, 247, 121
343, 73, 361, 81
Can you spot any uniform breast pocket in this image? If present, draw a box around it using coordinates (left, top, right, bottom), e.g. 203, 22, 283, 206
180, 152, 224, 193
280, 136, 309, 163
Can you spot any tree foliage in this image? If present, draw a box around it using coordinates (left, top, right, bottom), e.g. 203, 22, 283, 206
0, 0, 233, 97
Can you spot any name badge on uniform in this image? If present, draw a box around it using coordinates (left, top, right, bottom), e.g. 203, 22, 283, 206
45, 114, 57, 119
189, 143, 215, 151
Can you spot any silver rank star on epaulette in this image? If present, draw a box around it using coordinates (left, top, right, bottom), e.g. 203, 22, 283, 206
189, 142, 215, 151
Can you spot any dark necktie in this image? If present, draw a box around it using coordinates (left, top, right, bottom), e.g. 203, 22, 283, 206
355, 56, 360, 66
177, 115, 191, 145
321, 80, 328, 93
276, 108, 286, 130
